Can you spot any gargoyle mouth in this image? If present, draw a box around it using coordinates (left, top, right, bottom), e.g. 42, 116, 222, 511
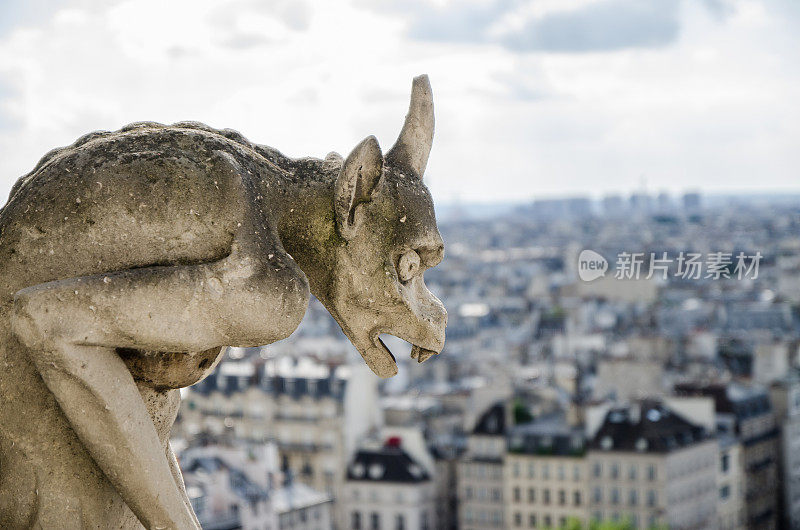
374, 332, 440, 365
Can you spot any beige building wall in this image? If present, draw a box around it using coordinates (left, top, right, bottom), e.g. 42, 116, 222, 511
457, 458, 505, 530
504, 453, 588, 529
716, 439, 746, 530
663, 440, 718, 530
587, 439, 717, 529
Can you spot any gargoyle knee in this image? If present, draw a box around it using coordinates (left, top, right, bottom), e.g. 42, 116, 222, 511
11, 290, 61, 351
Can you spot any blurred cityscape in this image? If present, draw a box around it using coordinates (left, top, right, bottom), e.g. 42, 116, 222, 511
171, 191, 800, 530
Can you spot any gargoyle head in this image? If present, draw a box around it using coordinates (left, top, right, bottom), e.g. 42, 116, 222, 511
324, 75, 447, 378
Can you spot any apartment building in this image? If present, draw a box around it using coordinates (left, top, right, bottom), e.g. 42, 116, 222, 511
587, 401, 718, 529
177, 357, 350, 496
716, 434, 746, 530
676, 382, 779, 528
457, 403, 506, 529
504, 418, 588, 529
769, 376, 800, 529
342, 438, 435, 530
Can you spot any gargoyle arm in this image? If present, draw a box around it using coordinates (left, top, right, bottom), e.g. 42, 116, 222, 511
10, 242, 309, 529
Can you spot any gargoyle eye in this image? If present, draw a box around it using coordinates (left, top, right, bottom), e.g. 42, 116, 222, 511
397, 249, 421, 283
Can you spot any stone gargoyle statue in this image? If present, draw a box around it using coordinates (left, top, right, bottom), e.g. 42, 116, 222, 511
0, 75, 446, 529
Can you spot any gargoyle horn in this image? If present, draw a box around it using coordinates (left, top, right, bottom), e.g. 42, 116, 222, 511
386, 74, 435, 179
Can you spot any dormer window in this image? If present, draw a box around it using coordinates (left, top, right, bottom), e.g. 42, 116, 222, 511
368, 464, 385, 479
351, 463, 365, 478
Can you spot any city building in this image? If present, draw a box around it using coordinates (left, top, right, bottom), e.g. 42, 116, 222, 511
675, 382, 779, 528
458, 403, 507, 529
272, 480, 333, 530
769, 376, 800, 529
587, 401, 718, 529
342, 437, 435, 530
505, 418, 588, 529
178, 357, 350, 496
716, 434, 746, 530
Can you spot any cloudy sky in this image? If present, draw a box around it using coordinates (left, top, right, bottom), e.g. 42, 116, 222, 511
0, 0, 797, 203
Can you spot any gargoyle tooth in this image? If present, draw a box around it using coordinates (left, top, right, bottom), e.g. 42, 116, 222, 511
411, 344, 437, 363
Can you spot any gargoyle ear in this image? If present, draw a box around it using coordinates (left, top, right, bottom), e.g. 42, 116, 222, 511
334, 135, 384, 240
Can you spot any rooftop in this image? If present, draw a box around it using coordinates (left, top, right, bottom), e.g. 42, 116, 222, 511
346, 444, 431, 484
590, 400, 709, 454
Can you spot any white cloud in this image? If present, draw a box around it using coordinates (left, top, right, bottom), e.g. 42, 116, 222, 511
0, 0, 797, 204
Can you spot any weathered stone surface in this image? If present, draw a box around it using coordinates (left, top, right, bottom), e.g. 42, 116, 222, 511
0, 76, 446, 529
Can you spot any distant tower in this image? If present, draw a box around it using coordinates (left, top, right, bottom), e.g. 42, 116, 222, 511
682, 191, 702, 212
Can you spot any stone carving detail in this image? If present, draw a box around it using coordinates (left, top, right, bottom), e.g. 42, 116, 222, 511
0, 76, 446, 529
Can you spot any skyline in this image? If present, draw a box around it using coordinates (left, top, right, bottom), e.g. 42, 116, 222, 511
0, 0, 798, 203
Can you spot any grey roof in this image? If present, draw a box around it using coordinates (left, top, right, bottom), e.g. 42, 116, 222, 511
473, 403, 506, 436
346, 447, 431, 483
590, 400, 709, 453
508, 418, 586, 456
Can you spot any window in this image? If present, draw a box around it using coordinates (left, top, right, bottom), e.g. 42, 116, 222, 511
593, 487, 602, 504
466, 486, 473, 499
573, 490, 582, 506
573, 465, 581, 481
628, 464, 637, 481
371, 512, 380, 530
558, 465, 565, 480
610, 488, 620, 505
514, 487, 521, 502
647, 490, 657, 507
543, 489, 551, 505
544, 515, 552, 528
721, 453, 730, 473
514, 462, 521, 478
351, 511, 361, 530
514, 512, 522, 527
592, 462, 602, 478
629, 489, 638, 506
395, 514, 405, 530
543, 464, 550, 480
610, 463, 619, 480
528, 463, 536, 479
528, 488, 536, 503
720, 485, 731, 500
420, 511, 429, 530
529, 514, 537, 527
558, 490, 566, 506
492, 488, 501, 501
647, 464, 657, 481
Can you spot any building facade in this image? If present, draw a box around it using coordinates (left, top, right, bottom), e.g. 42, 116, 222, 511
342, 440, 435, 530
676, 382, 779, 528
587, 401, 718, 530
457, 403, 506, 530
504, 420, 588, 529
